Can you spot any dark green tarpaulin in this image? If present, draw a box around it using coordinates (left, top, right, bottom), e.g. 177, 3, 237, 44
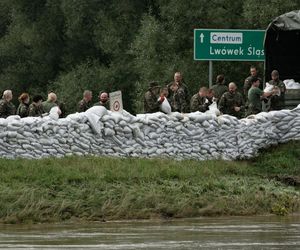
265, 10, 300, 82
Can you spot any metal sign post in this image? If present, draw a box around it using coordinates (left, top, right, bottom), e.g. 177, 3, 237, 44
209, 60, 213, 88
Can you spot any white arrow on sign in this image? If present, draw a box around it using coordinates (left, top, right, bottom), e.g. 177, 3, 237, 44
199, 33, 204, 43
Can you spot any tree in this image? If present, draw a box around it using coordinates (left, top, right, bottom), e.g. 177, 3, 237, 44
0, 0, 64, 97
243, 0, 299, 28
0, 0, 299, 113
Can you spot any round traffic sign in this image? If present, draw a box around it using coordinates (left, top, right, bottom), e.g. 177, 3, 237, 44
113, 100, 120, 111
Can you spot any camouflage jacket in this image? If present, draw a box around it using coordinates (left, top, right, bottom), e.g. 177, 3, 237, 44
211, 84, 228, 103
269, 79, 286, 110
168, 88, 188, 113
190, 94, 209, 112
77, 99, 92, 112
16, 103, 29, 118
167, 81, 189, 113
0, 99, 16, 118
144, 86, 161, 113
42, 100, 57, 113
218, 91, 245, 118
28, 103, 44, 117
93, 100, 110, 110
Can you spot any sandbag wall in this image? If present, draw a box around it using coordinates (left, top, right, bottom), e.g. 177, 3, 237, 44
0, 105, 300, 160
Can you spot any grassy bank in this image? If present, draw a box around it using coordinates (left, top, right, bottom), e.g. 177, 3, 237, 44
0, 141, 299, 224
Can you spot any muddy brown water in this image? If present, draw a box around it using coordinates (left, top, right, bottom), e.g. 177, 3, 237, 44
0, 215, 299, 249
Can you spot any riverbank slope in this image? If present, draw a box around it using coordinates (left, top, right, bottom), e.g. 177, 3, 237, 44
0, 141, 299, 223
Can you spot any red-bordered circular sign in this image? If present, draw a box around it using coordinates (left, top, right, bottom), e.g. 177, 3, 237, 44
113, 100, 120, 111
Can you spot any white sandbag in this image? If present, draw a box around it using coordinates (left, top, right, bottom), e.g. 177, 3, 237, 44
66, 112, 87, 122
159, 98, 171, 114
205, 102, 220, 116
264, 82, 274, 93
283, 79, 300, 89
48, 106, 61, 120
104, 127, 115, 136
121, 110, 139, 123
188, 113, 210, 123
123, 126, 132, 134
85, 113, 103, 135
110, 112, 123, 123
85, 106, 108, 118
6, 115, 21, 121
0, 118, 8, 126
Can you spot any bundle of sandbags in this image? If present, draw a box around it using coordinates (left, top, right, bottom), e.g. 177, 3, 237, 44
0, 105, 299, 160
284, 79, 300, 89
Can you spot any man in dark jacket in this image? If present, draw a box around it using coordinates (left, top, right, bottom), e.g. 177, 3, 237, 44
144, 81, 164, 113
28, 95, 44, 117
268, 70, 286, 110
190, 87, 210, 112
78, 90, 93, 112
218, 82, 245, 119
42, 92, 58, 113
167, 72, 189, 112
247, 77, 273, 116
94, 91, 110, 109
244, 66, 262, 100
0, 90, 16, 118
211, 74, 227, 104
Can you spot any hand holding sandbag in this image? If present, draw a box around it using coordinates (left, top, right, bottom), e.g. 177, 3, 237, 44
159, 97, 171, 114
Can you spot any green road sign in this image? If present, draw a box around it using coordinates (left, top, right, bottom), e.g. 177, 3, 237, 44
194, 29, 265, 61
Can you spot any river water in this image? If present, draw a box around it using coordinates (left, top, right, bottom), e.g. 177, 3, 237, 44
0, 215, 299, 249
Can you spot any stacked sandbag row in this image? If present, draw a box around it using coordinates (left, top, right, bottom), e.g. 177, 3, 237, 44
0, 105, 299, 160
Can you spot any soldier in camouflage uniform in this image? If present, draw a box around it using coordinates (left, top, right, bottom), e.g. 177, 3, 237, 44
93, 91, 110, 109
206, 89, 215, 104
167, 72, 189, 113
244, 66, 262, 101
28, 95, 44, 117
168, 82, 187, 112
16, 93, 30, 118
190, 87, 210, 112
211, 74, 228, 104
78, 90, 93, 112
246, 77, 273, 116
144, 81, 164, 113
218, 82, 245, 119
0, 90, 16, 118
42, 92, 58, 113
268, 70, 286, 110
168, 82, 179, 112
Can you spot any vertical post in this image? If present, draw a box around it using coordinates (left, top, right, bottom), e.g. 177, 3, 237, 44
209, 60, 213, 88
263, 59, 266, 88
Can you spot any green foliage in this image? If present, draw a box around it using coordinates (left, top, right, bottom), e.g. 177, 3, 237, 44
0, 1, 11, 37
53, 59, 138, 113
52, 61, 108, 113
0, 0, 299, 112
243, 0, 299, 28
251, 140, 300, 175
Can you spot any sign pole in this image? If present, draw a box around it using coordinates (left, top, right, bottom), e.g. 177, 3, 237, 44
209, 60, 213, 88
263, 59, 266, 88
